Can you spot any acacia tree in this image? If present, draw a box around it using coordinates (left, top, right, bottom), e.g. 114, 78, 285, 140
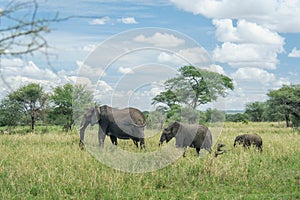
8, 83, 48, 132
153, 66, 234, 109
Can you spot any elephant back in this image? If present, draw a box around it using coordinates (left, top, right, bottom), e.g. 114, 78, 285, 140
101, 105, 146, 127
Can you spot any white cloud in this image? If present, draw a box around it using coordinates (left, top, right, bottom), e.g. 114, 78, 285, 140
0, 59, 68, 95
1, 58, 24, 68
232, 67, 278, 86
213, 42, 280, 69
82, 44, 97, 52
169, 0, 300, 32
158, 47, 211, 66
177, 47, 211, 65
212, 19, 284, 69
288, 47, 300, 58
149, 86, 163, 97
158, 52, 183, 65
117, 17, 138, 24
133, 32, 185, 47
213, 19, 284, 45
96, 80, 113, 93
224, 67, 291, 110
69, 76, 92, 86
89, 16, 110, 25
118, 67, 134, 74
76, 61, 106, 79
203, 64, 226, 75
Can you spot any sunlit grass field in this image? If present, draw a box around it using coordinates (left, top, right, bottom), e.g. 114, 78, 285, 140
0, 122, 299, 199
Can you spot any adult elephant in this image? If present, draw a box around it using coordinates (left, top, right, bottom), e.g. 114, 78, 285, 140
79, 105, 146, 149
159, 121, 212, 157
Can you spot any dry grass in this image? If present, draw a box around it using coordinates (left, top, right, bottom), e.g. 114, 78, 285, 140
0, 122, 299, 199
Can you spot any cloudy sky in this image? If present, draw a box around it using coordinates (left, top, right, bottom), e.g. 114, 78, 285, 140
1, 0, 300, 111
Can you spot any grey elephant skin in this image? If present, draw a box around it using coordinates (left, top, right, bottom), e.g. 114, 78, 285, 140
159, 121, 212, 156
79, 105, 146, 149
234, 134, 262, 152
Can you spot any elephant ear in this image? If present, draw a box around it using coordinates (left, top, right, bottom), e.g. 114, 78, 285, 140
171, 121, 180, 136
129, 108, 146, 127
90, 106, 101, 126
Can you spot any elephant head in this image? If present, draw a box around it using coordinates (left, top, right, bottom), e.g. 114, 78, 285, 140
159, 121, 180, 146
79, 106, 100, 149
233, 135, 245, 147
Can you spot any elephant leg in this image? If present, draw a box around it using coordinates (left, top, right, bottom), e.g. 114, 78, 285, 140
110, 136, 118, 146
183, 147, 187, 157
132, 139, 139, 148
257, 145, 263, 152
139, 138, 145, 149
206, 147, 212, 153
79, 122, 89, 149
196, 147, 200, 156
98, 127, 106, 148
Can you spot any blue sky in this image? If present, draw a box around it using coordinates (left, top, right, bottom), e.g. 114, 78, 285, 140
1, 0, 300, 111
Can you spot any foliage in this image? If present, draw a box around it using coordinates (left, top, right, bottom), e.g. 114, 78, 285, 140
8, 83, 48, 132
0, 122, 299, 199
0, 83, 94, 131
152, 89, 178, 108
49, 84, 94, 131
72, 84, 94, 126
267, 85, 300, 127
153, 66, 234, 109
245, 101, 266, 122
49, 84, 74, 131
145, 109, 166, 129
225, 113, 249, 123
205, 108, 225, 123
0, 97, 23, 127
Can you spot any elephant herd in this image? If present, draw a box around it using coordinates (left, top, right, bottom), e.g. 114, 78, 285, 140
79, 105, 263, 157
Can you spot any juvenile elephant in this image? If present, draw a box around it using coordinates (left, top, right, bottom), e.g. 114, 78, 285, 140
234, 134, 262, 152
79, 105, 146, 149
159, 121, 212, 157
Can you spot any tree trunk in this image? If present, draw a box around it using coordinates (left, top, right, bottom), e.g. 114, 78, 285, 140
31, 115, 35, 132
285, 114, 290, 128
192, 97, 197, 109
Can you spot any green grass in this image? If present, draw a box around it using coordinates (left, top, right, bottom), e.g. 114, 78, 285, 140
0, 122, 299, 199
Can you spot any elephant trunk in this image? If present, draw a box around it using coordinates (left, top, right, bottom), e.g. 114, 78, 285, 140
79, 122, 89, 150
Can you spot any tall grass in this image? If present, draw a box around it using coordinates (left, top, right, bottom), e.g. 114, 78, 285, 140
0, 122, 299, 199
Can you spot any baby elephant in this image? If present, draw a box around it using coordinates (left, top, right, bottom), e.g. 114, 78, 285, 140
234, 134, 263, 152
159, 121, 212, 157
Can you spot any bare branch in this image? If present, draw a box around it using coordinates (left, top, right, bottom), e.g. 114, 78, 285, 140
0, 0, 62, 57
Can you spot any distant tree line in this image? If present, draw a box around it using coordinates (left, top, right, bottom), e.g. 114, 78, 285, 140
225, 85, 300, 128
0, 83, 93, 132
1, 69, 298, 132
0, 65, 234, 132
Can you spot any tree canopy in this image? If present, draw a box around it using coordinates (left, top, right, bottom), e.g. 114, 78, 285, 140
267, 85, 300, 127
49, 83, 93, 131
8, 83, 48, 131
245, 101, 266, 122
153, 66, 234, 109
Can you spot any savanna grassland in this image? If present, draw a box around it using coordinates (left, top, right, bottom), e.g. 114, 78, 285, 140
0, 122, 299, 199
